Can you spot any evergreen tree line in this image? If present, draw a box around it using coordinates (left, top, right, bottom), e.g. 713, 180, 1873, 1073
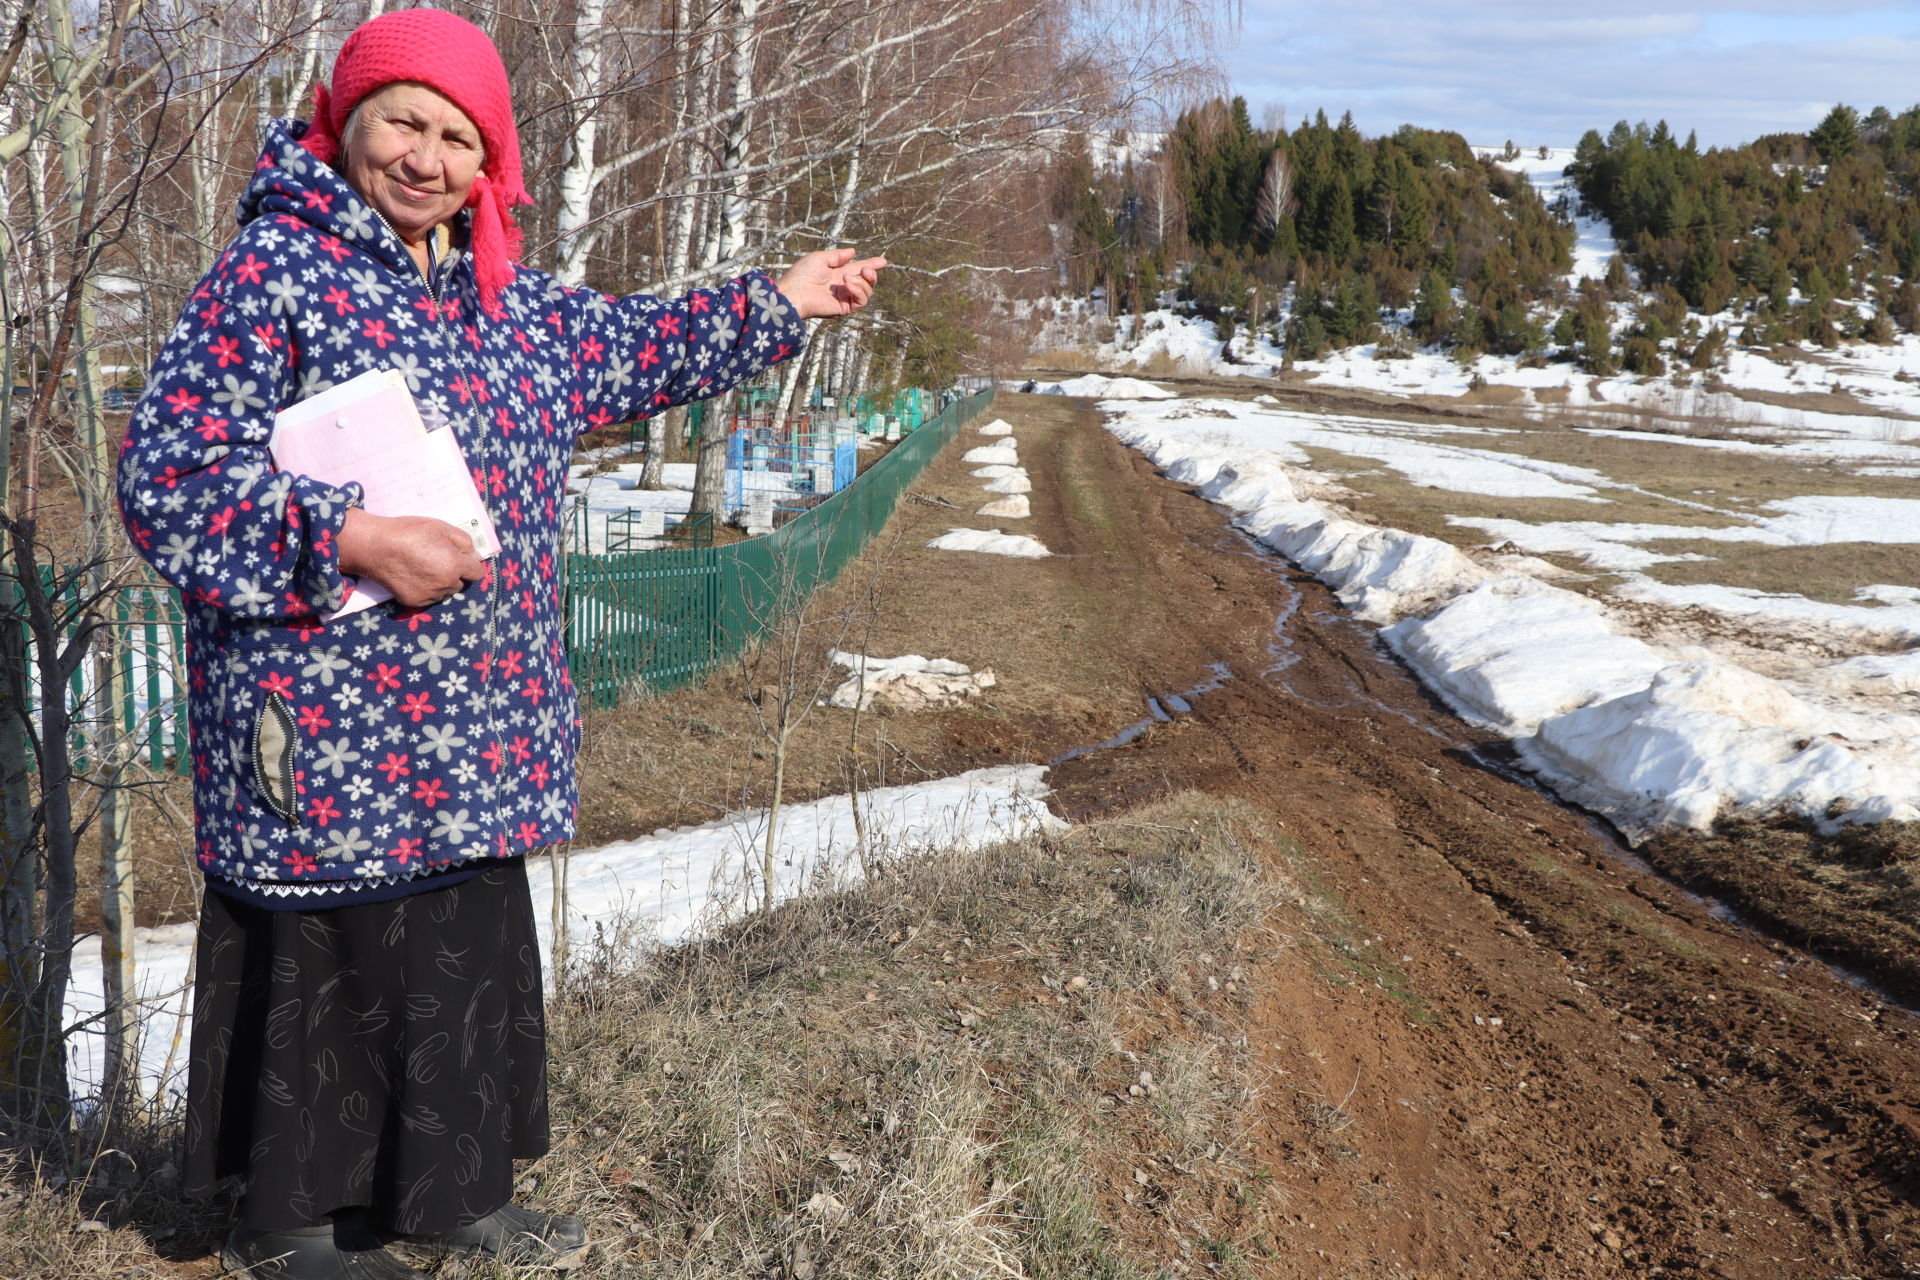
1569, 105, 1920, 347
1054, 97, 1576, 360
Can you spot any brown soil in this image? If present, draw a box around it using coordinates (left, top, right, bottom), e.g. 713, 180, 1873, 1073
1639, 816, 1920, 1005
893, 390, 1918, 1276
108, 388, 1919, 1277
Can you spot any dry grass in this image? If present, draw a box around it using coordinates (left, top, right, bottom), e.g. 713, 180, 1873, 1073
5, 793, 1303, 1279
1451, 417, 1919, 504
529, 792, 1295, 1278
1634, 540, 1920, 605
1275, 402, 1920, 601
0, 1099, 228, 1279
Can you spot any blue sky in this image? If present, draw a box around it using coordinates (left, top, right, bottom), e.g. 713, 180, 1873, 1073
1227, 2, 1920, 149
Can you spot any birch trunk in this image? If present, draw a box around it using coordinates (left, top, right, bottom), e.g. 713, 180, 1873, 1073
284, 0, 328, 121
713, 0, 762, 264
49, 0, 138, 1114
552, 0, 609, 287
691, 390, 731, 517
775, 84, 866, 425
640, 410, 671, 488
651, 0, 706, 495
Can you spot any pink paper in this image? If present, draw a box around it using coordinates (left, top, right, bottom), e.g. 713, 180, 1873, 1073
271, 369, 500, 619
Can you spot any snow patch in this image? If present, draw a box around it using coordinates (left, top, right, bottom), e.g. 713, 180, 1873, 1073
927, 527, 1051, 558
1028, 374, 1175, 399
962, 444, 1020, 466
981, 470, 1033, 494
65, 766, 1064, 1103
978, 494, 1031, 519
1384, 578, 1672, 733
1521, 662, 1920, 833
823, 651, 998, 711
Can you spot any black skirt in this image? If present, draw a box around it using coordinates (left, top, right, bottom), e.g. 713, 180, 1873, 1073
184, 860, 550, 1233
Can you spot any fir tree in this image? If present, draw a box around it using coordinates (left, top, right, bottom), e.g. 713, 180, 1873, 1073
1291, 310, 1329, 360
1321, 180, 1357, 263
1809, 104, 1860, 164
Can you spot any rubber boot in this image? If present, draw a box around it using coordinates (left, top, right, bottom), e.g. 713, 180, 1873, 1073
221, 1214, 430, 1279
401, 1202, 590, 1269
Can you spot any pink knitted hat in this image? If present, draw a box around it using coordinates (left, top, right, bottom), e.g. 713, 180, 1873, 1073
301, 8, 532, 310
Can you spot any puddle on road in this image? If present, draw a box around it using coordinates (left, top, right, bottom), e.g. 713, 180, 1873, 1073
1050, 661, 1233, 765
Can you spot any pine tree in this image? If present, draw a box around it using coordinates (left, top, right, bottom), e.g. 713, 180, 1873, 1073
1579, 316, 1615, 374
1291, 311, 1329, 360
1365, 162, 1399, 245
1679, 239, 1727, 309
1327, 273, 1379, 344
1393, 165, 1430, 253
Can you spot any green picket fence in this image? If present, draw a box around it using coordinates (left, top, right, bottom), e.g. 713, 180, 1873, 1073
563, 388, 992, 707
106, 585, 190, 771
51, 387, 992, 767
24, 578, 192, 774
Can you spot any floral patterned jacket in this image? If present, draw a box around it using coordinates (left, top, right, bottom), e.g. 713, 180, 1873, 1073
118, 119, 804, 907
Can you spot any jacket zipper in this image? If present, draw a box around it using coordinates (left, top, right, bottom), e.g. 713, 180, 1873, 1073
372, 210, 513, 851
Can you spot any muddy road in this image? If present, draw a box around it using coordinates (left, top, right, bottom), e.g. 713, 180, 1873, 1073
983, 393, 1920, 1278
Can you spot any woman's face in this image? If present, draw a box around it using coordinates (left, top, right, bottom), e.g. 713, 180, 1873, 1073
340, 82, 484, 247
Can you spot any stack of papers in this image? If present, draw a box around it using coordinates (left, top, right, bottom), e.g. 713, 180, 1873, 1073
271, 368, 501, 618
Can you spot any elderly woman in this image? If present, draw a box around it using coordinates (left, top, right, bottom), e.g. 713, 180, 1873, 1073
117, 11, 881, 1278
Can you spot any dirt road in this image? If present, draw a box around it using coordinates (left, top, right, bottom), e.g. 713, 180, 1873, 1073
960, 392, 1919, 1278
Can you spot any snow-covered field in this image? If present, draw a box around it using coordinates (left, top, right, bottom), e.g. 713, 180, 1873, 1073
64, 766, 1062, 1104
563, 444, 884, 552
564, 457, 701, 553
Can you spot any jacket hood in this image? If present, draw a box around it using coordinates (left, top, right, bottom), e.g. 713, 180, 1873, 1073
239, 118, 435, 284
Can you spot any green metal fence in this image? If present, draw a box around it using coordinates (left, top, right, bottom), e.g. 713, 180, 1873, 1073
110, 585, 189, 770
562, 388, 992, 707
32, 579, 191, 774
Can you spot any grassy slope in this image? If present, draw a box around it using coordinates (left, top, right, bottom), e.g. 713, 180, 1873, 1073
4, 796, 1334, 1280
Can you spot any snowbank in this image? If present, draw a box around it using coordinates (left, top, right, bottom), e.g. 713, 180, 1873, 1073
1521, 662, 1920, 832
963, 444, 1020, 466
1100, 397, 1920, 837
982, 470, 1033, 495
1385, 577, 1673, 733
1027, 374, 1175, 399
1114, 418, 1496, 624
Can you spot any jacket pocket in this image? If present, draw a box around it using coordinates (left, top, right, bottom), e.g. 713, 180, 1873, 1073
220, 642, 368, 841
252, 691, 301, 826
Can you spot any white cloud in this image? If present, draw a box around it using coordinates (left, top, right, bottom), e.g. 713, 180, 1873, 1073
1229, 1, 1920, 147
